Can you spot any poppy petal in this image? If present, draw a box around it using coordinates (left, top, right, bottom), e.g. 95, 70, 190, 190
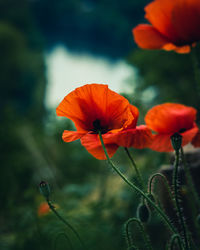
62, 130, 86, 142
145, 103, 197, 134
169, 0, 200, 44
182, 126, 199, 146
145, 0, 179, 41
103, 125, 153, 148
133, 24, 170, 49
144, 0, 200, 47
149, 126, 198, 152
81, 133, 119, 160
192, 130, 200, 147
56, 84, 133, 131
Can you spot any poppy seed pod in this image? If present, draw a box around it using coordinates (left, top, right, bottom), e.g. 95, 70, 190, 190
39, 181, 50, 200
137, 203, 150, 223
170, 133, 182, 152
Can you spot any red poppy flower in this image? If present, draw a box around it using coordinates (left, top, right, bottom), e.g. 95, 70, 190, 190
38, 202, 50, 217
145, 103, 198, 152
56, 84, 152, 159
132, 0, 200, 53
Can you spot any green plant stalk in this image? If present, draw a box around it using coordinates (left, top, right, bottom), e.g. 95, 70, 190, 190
125, 218, 153, 250
148, 173, 176, 208
124, 147, 145, 191
47, 201, 86, 250
173, 151, 190, 250
180, 147, 200, 209
54, 232, 74, 250
98, 132, 178, 235
167, 234, 183, 250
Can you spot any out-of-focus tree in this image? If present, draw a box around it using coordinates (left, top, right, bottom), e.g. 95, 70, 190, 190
30, 0, 149, 58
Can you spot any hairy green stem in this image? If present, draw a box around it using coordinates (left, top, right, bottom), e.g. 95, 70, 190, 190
168, 234, 183, 250
148, 173, 175, 208
98, 132, 178, 235
124, 218, 153, 250
173, 151, 190, 250
124, 147, 145, 191
47, 201, 86, 250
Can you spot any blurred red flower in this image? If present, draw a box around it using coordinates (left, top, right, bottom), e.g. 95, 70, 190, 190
38, 202, 50, 217
56, 84, 152, 159
133, 0, 200, 53
145, 103, 198, 152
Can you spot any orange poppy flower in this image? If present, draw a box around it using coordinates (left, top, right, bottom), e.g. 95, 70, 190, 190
145, 103, 198, 152
38, 202, 50, 217
132, 0, 200, 53
56, 84, 152, 159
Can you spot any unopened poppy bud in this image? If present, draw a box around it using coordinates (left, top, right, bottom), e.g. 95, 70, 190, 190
39, 181, 50, 200
170, 132, 182, 152
137, 203, 150, 223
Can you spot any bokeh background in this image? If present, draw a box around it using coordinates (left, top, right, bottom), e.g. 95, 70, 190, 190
1, 0, 200, 249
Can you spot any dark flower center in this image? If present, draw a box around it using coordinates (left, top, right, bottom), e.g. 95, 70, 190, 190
179, 128, 186, 133
92, 119, 108, 134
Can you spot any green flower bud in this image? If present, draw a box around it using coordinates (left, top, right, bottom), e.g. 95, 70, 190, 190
170, 133, 182, 152
137, 203, 150, 223
39, 181, 50, 200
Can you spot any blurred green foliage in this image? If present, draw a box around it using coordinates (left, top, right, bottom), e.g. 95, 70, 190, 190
1, 0, 200, 249
30, 0, 149, 58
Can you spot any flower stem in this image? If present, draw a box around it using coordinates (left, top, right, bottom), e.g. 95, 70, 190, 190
124, 218, 153, 250
47, 201, 86, 250
173, 150, 190, 250
124, 147, 145, 191
98, 132, 178, 235
180, 147, 200, 209
148, 173, 176, 208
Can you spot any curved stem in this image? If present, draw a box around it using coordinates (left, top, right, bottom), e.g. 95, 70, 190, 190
168, 234, 184, 250
124, 218, 153, 250
124, 147, 145, 191
54, 232, 74, 250
173, 151, 190, 250
47, 201, 86, 250
99, 132, 178, 235
148, 173, 175, 208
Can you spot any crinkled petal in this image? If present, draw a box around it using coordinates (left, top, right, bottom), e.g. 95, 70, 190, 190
56, 84, 133, 131
62, 130, 86, 142
149, 126, 198, 152
133, 24, 170, 49
145, 103, 197, 134
145, 0, 200, 46
103, 125, 153, 148
81, 133, 118, 160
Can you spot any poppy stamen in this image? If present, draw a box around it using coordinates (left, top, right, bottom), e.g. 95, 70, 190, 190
92, 119, 108, 134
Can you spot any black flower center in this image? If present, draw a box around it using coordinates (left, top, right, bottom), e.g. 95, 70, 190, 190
179, 128, 186, 133
92, 119, 108, 134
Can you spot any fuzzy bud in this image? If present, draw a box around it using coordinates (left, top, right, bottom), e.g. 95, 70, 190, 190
137, 203, 150, 223
170, 132, 182, 152
39, 181, 50, 200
